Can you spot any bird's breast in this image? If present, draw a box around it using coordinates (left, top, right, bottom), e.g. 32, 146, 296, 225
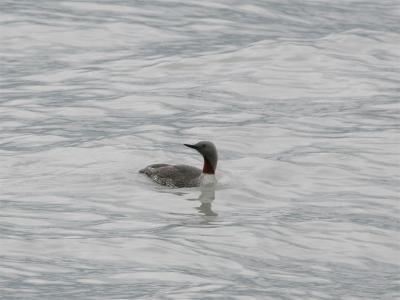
200, 174, 217, 186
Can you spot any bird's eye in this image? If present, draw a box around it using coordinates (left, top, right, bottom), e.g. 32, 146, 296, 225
202, 144, 206, 148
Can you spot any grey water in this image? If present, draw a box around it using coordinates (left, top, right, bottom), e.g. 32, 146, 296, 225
1, 0, 399, 299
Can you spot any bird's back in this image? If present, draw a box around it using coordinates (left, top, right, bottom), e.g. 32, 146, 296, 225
139, 164, 202, 187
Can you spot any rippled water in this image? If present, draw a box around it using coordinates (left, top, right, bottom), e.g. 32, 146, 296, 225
1, 1, 400, 299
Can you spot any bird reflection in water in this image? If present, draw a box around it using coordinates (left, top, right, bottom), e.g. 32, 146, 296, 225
195, 185, 217, 217
167, 184, 218, 218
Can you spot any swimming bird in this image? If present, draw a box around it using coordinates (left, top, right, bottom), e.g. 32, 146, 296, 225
139, 141, 218, 188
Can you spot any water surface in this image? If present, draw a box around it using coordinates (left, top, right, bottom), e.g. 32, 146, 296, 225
1, 0, 399, 299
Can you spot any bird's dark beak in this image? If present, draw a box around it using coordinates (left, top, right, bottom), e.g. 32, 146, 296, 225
184, 143, 198, 150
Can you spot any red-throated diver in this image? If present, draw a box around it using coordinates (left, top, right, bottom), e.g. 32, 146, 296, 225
139, 141, 218, 188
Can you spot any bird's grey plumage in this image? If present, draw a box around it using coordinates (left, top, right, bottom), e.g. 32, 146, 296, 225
139, 141, 218, 188
139, 164, 202, 187
185, 141, 218, 172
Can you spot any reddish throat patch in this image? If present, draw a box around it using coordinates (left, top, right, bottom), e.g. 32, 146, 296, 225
203, 159, 215, 174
